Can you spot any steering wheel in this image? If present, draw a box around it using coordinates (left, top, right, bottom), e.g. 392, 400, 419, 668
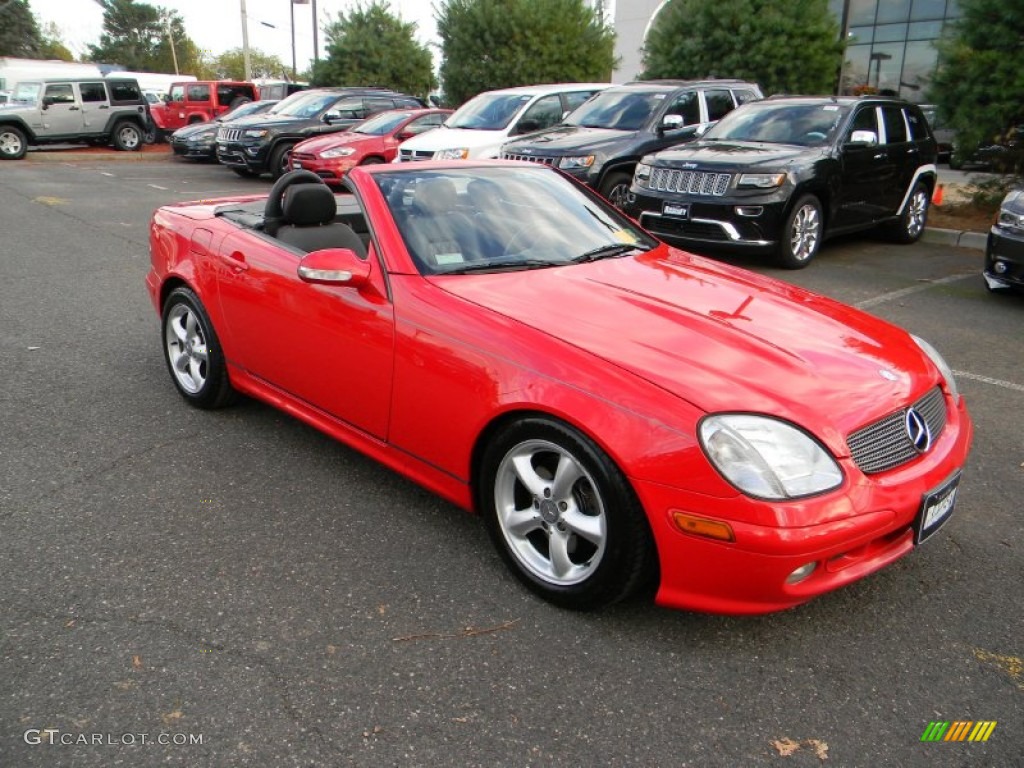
264, 169, 326, 228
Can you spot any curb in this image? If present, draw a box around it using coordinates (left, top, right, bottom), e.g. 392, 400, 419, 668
922, 227, 988, 252
24, 147, 172, 163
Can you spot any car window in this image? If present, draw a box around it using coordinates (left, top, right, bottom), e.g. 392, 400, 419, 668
517, 94, 563, 133
364, 97, 396, 116
905, 108, 928, 141
44, 84, 75, 104
12, 82, 41, 105
331, 96, 366, 119
848, 107, 878, 138
881, 106, 908, 144
706, 103, 848, 146
732, 89, 759, 105
406, 113, 445, 134
169, 85, 185, 103
108, 80, 141, 102
277, 91, 348, 118
704, 89, 735, 121
79, 82, 106, 103
564, 89, 598, 113
567, 89, 664, 131
664, 91, 700, 126
187, 84, 211, 102
447, 92, 533, 130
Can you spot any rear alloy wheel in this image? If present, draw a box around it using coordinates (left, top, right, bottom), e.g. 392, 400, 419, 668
112, 121, 143, 151
480, 417, 656, 610
360, 157, 385, 165
886, 182, 929, 244
599, 171, 632, 209
0, 125, 28, 160
777, 194, 822, 269
161, 286, 236, 409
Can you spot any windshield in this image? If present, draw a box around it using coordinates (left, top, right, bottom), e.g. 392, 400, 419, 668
447, 92, 532, 130
705, 103, 850, 146
566, 89, 664, 131
11, 82, 41, 105
375, 166, 656, 276
273, 91, 340, 118
355, 111, 412, 135
220, 99, 278, 122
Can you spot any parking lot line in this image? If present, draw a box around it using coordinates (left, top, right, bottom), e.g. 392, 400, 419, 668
855, 273, 976, 309
953, 370, 1024, 393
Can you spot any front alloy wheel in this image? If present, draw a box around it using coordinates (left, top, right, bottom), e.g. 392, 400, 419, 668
777, 194, 822, 269
480, 417, 656, 609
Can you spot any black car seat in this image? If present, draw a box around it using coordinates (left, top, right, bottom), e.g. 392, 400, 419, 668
275, 183, 366, 256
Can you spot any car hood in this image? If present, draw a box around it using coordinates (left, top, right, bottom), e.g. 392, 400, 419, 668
226, 113, 310, 131
399, 126, 509, 156
505, 125, 634, 154
172, 122, 216, 140
294, 131, 379, 154
653, 140, 820, 170
435, 248, 936, 452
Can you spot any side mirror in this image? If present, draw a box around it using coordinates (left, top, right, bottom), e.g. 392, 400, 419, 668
297, 248, 371, 287
660, 114, 684, 133
847, 130, 879, 147
322, 110, 341, 124
42, 96, 54, 109
514, 118, 541, 135
395, 130, 414, 141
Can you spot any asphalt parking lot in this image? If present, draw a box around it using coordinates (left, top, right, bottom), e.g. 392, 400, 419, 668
1, 156, 1021, 767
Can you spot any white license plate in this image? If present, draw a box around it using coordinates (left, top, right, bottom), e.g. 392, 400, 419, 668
292, 161, 302, 170
915, 473, 960, 544
663, 202, 689, 219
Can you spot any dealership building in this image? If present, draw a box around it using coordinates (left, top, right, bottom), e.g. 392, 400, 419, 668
610, 0, 963, 102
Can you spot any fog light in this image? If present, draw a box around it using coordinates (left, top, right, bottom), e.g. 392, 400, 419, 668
786, 562, 817, 584
735, 206, 764, 217
994, 261, 1008, 274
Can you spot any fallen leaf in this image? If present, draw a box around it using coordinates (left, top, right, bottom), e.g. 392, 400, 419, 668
65, 620, 76, 628
161, 709, 184, 725
113, 681, 135, 691
973, 648, 1024, 689
807, 739, 829, 760
326, 645, 338, 655
772, 737, 801, 757
131, 655, 143, 670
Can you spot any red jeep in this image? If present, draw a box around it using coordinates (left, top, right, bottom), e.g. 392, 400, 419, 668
150, 81, 258, 137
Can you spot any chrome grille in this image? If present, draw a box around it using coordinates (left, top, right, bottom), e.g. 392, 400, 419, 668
847, 387, 947, 474
649, 168, 732, 196
501, 152, 556, 165
218, 127, 242, 142
398, 149, 434, 162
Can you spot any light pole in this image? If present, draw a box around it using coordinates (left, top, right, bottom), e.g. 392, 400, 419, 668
240, 0, 252, 81
164, 15, 179, 75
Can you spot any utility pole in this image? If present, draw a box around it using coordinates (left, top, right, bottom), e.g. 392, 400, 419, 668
312, 0, 319, 69
290, 0, 297, 80
240, 0, 252, 81
165, 15, 179, 75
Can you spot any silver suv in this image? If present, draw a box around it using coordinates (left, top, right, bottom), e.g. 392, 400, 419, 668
0, 77, 150, 160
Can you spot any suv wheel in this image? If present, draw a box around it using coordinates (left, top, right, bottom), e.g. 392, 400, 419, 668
886, 182, 929, 244
599, 171, 632, 209
270, 143, 294, 180
112, 121, 143, 151
777, 194, 822, 269
0, 125, 27, 160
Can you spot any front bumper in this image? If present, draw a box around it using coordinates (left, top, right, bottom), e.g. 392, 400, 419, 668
984, 226, 1024, 289
171, 140, 216, 160
638, 394, 973, 614
625, 186, 790, 251
289, 153, 356, 185
217, 140, 268, 172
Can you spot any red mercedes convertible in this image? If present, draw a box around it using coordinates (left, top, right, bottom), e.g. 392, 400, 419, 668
146, 162, 973, 614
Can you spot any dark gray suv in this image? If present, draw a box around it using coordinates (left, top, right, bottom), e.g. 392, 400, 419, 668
0, 78, 150, 160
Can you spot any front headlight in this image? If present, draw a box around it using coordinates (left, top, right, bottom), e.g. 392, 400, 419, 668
996, 190, 1023, 231
321, 146, 356, 159
737, 173, 787, 189
699, 415, 843, 500
434, 147, 469, 160
243, 129, 268, 138
558, 155, 595, 170
912, 335, 959, 404
634, 162, 652, 188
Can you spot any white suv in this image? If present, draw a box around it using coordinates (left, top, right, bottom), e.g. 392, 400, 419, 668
395, 82, 609, 162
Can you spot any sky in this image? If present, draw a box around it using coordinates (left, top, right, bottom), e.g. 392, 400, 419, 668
28, 0, 440, 75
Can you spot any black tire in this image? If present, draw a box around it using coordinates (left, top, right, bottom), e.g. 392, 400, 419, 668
161, 286, 237, 409
142, 124, 157, 144
360, 156, 385, 165
885, 182, 929, 244
777, 194, 823, 269
269, 143, 294, 180
0, 125, 28, 160
948, 154, 963, 171
479, 416, 657, 610
112, 120, 143, 152
599, 171, 632, 209
231, 166, 257, 178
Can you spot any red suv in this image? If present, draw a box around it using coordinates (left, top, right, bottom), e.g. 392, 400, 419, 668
151, 81, 258, 136
289, 108, 451, 185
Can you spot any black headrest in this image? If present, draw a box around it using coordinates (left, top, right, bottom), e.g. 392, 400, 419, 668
281, 183, 337, 226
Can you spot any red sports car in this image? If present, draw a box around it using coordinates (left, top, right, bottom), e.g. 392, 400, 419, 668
146, 163, 973, 614
288, 108, 451, 184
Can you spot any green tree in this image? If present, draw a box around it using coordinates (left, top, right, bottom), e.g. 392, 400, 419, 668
0, 0, 44, 58
312, 2, 435, 96
930, 0, 1024, 173
641, 0, 843, 95
39, 21, 74, 61
437, 0, 615, 107
87, 0, 203, 75
209, 48, 290, 80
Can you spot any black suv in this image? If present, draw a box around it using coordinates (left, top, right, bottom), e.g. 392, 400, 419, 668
500, 79, 762, 206
623, 96, 938, 268
216, 87, 425, 178
0, 77, 150, 160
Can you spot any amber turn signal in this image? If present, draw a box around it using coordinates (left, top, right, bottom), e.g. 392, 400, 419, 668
671, 512, 735, 542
